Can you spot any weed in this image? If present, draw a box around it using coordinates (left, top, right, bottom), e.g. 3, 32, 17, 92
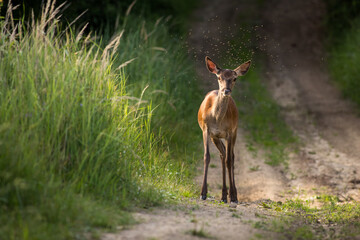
188, 228, 213, 238
290, 173, 297, 180
249, 165, 260, 172
252, 233, 265, 239
254, 213, 267, 219
252, 221, 268, 230
231, 213, 242, 219
294, 226, 315, 239
191, 204, 200, 211
188, 218, 215, 239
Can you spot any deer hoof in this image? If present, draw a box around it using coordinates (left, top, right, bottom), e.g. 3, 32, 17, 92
200, 195, 207, 200
230, 200, 239, 204
221, 199, 227, 203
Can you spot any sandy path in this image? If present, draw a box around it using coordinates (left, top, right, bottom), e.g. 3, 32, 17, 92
102, 201, 277, 240
262, 0, 360, 200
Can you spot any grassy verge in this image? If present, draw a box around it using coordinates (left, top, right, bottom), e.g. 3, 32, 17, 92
0, 1, 200, 239
327, 17, 360, 109
237, 67, 296, 166
222, 5, 296, 167
325, 1, 360, 109
254, 197, 360, 239
219, 46, 296, 167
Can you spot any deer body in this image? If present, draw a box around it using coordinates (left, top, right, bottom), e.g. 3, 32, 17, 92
198, 90, 238, 138
198, 57, 251, 203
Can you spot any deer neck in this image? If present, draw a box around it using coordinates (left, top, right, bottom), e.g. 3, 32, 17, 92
212, 93, 229, 122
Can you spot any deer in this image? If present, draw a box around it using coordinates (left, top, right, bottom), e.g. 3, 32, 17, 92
198, 56, 251, 203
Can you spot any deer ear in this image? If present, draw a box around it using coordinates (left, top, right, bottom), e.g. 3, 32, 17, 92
205, 56, 220, 74
234, 60, 251, 76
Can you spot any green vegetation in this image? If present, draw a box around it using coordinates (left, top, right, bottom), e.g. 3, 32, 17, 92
327, 18, 360, 108
0, 1, 200, 239
231, 212, 242, 219
224, 17, 296, 167
188, 216, 214, 239
259, 197, 360, 239
325, 0, 360, 45
237, 68, 296, 166
111, 14, 201, 146
325, 0, 360, 109
249, 165, 260, 171
188, 228, 213, 239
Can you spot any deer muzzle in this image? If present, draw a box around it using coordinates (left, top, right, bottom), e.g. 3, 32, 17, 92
224, 89, 232, 96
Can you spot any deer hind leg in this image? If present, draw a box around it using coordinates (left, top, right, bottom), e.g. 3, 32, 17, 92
230, 148, 238, 203
201, 129, 210, 200
231, 133, 238, 203
212, 138, 227, 203
226, 137, 238, 203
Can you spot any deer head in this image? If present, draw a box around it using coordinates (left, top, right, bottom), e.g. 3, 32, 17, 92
205, 56, 251, 97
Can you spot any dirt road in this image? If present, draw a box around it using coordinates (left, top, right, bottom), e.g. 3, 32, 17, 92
103, 0, 360, 239
262, 0, 360, 200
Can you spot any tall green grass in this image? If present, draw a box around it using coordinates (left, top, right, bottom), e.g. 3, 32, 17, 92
0, 1, 200, 239
328, 17, 360, 108
111, 15, 201, 147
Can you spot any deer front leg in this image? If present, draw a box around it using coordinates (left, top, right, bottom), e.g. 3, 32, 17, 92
201, 129, 210, 200
212, 138, 227, 203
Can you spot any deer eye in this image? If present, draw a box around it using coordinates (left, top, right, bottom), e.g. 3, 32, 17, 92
233, 78, 237, 82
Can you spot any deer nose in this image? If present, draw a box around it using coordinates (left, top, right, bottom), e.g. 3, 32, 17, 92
224, 89, 232, 95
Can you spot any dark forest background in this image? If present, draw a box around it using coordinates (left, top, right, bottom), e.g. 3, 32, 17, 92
1, 1, 360, 32
0, 0, 197, 33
